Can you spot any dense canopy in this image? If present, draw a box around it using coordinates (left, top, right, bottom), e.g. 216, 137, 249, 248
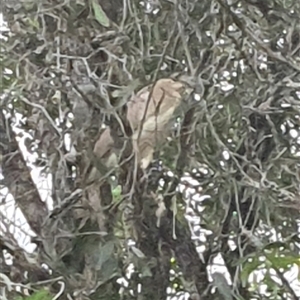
1, 0, 300, 299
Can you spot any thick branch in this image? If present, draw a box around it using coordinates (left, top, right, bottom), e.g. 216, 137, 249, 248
0, 111, 48, 236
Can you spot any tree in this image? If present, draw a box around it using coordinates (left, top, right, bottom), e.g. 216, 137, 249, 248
1, 0, 300, 299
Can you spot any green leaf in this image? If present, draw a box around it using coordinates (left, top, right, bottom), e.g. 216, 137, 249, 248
140, 265, 152, 277
91, 0, 110, 27
21, 290, 52, 300
112, 185, 122, 202
240, 257, 262, 287
266, 253, 300, 270
212, 272, 233, 300
96, 240, 115, 269
101, 258, 119, 280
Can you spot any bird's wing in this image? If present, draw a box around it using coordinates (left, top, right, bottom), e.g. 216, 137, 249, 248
93, 128, 114, 159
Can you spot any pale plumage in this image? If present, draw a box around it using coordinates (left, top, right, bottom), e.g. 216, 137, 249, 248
127, 78, 190, 169
93, 128, 118, 169
93, 78, 192, 170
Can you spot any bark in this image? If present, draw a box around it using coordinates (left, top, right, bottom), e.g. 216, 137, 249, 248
0, 111, 48, 236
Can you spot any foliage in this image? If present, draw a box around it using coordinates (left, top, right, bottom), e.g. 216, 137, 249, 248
14, 290, 52, 300
1, 0, 300, 300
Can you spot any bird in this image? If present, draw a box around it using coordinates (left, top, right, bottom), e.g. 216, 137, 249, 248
93, 127, 119, 169
126, 78, 192, 169
92, 78, 193, 171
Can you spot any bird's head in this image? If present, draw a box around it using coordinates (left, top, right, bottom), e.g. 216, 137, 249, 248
154, 78, 193, 101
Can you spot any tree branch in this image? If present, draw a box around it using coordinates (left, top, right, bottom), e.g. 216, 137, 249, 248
0, 111, 48, 236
